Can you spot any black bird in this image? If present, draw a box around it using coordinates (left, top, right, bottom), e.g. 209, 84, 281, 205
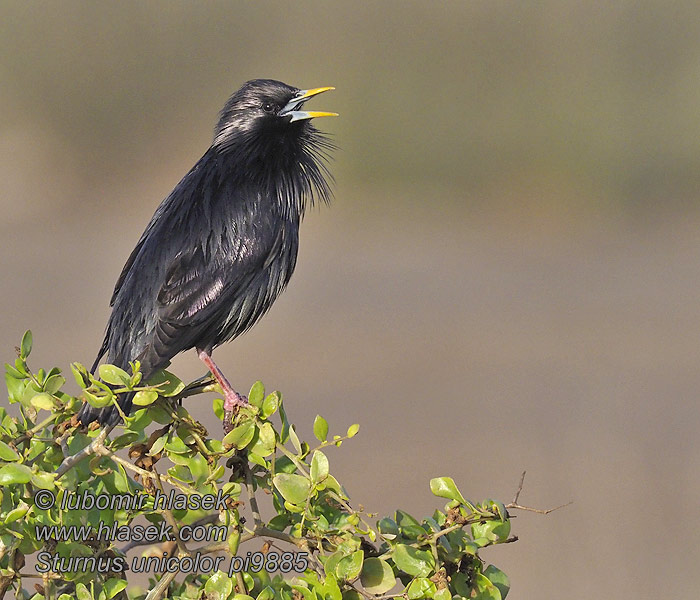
78, 79, 336, 428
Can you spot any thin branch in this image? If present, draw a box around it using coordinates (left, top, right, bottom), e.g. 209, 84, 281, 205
173, 375, 217, 401
244, 462, 263, 527
144, 572, 177, 600
235, 572, 247, 595
13, 413, 59, 445
505, 500, 572, 515
505, 471, 572, 514
92, 441, 198, 496
511, 471, 526, 505
55, 425, 113, 478
151, 468, 189, 556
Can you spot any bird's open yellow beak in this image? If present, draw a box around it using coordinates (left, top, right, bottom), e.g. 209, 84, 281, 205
280, 86, 338, 122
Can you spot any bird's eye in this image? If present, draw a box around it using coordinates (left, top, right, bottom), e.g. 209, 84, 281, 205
262, 102, 275, 114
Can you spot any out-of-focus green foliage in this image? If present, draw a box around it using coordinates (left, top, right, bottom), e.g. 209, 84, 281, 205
1, 332, 514, 599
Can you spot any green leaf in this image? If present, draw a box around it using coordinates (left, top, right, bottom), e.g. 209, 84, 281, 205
168, 465, 193, 483
103, 578, 128, 599
378, 517, 399, 538
70, 362, 90, 388
484, 565, 510, 599
43, 374, 65, 395
471, 519, 511, 545
491, 500, 508, 521
31, 471, 56, 490
146, 369, 185, 396
324, 552, 343, 579
313, 415, 329, 442
212, 397, 224, 420
132, 390, 158, 406
5, 372, 25, 404
434, 589, 451, 600
273, 473, 311, 505
5, 362, 24, 379
13, 358, 28, 377
290, 585, 315, 600
360, 558, 396, 595
429, 476, 467, 504
393, 544, 435, 577
310, 450, 329, 483
396, 509, 427, 538
347, 423, 360, 438
222, 420, 256, 450
227, 529, 240, 555
256, 587, 275, 600
473, 572, 502, 600
187, 453, 209, 487
20, 330, 32, 359
204, 570, 234, 599
148, 433, 168, 456
322, 474, 346, 498
267, 514, 291, 531
319, 574, 342, 600
407, 577, 437, 599
336, 550, 363, 581
249, 380, 265, 408
30, 393, 55, 411
98, 364, 131, 387
0, 441, 20, 462
164, 436, 189, 454
82, 388, 113, 408
250, 422, 276, 457
248, 451, 267, 468
4, 501, 29, 524
451, 572, 471, 597
75, 582, 91, 600
261, 391, 280, 419
289, 424, 303, 455
0, 463, 32, 485
278, 397, 290, 442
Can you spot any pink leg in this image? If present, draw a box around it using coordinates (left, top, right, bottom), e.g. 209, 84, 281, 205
197, 349, 248, 432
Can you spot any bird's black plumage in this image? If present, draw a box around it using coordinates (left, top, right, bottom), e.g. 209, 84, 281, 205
78, 79, 335, 426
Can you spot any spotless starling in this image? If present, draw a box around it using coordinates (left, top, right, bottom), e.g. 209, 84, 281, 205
78, 79, 337, 428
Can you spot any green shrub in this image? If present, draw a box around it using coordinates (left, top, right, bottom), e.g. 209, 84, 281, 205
1, 331, 514, 599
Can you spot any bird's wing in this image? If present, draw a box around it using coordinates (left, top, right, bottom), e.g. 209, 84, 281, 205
109, 216, 161, 307
157, 228, 276, 325
141, 220, 285, 366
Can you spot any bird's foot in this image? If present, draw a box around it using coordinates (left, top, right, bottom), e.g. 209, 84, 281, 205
196, 348, 249, 433
223, 390, 248, 433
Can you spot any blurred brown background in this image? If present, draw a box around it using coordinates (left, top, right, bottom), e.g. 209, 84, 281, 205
2, 1, 700, 597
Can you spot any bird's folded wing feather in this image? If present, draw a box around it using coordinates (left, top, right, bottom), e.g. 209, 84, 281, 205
156, 225, 280, 328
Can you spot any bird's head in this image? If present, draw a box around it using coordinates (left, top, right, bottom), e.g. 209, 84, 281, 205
212, 79, 337, 211
213, 79, 336, 155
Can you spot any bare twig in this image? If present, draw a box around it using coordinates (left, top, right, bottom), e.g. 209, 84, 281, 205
55, 425, 113, 478
506, 500, 572, 515
511, 471, 527, 505
144, 571, 177, 600
151, 469, 189, 556
244, 462, 263, 527
13, 414, 59, 446
505, 471, 572, 515
235, 572, 247, 595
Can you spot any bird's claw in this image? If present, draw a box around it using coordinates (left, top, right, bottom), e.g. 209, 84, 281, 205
222, 392, 248, 433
